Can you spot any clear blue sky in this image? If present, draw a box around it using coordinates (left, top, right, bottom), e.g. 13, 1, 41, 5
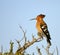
0, 0, 60, 55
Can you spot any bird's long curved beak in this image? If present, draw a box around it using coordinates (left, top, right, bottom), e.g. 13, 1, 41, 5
30, 18, 36, 21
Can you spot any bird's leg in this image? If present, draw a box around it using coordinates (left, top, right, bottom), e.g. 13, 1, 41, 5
37, 32, 43, 39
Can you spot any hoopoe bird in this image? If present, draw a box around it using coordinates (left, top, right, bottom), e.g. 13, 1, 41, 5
30, 14, 51, 46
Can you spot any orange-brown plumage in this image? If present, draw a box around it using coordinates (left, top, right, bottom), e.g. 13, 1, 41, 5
36, 14, 46, 33
36, 14, 45, 33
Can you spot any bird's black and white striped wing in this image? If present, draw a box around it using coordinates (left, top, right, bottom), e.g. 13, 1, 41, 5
40, 24, 51, 45
40, 24, 50, 39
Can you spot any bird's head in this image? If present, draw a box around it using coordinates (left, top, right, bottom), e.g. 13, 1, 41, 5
36, 14, 45, 21
30, 14, 45, 21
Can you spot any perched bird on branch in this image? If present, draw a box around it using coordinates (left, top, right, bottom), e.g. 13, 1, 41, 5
30, 14, 51, 46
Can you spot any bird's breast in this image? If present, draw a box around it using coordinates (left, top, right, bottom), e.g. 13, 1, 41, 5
36, 22, 42, 32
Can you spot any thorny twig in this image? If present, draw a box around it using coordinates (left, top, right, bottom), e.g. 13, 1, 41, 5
19, 25, 27, 44
36, 46, 42, 55
15, 39, 21, 49
16, 36, 42, 54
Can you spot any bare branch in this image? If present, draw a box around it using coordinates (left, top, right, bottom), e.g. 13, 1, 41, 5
42, 45, 50, 55
16, 37, 42, 54
19, 25, 25, 33
0, 45, 3, 55
9, 40, 14, 53
36, 46, 42, 55
19, 25, 27, 44
15, 39, 21, 49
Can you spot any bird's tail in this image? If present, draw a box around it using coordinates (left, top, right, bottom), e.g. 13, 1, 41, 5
47, 39, 51, 46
